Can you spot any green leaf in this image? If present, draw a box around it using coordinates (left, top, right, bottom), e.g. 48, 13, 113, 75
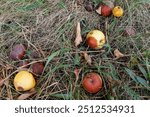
138, 64, 147, 78
136, 76, 149, 87
125, 68, 138, 83
125, 68, 150, 90
50, 93, 72, 100
44, 50, 60, 71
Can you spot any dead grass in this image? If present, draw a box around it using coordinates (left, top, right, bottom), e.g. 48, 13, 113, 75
0, 0, 150, 100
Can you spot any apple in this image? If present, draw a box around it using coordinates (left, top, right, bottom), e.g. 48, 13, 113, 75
10, 44, 26, 60
86, 30, 106, 49
82, 72, 103, 93
31, 62, 44, 75
112, 6, 124, 17
14, 70, 36, 91
101, 5, 112, 17
96, 0, 114, 17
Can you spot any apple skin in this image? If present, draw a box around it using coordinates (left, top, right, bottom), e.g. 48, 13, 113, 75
101, 5, 112, 17
31, 62, 44, 75
86, 30, 106, 49
82, 72, 103, 93
10, 44, 26, 60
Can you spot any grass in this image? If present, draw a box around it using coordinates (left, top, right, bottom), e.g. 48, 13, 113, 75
0, 0, 150, 100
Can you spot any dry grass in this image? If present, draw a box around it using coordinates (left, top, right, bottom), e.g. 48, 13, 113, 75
0, 0, 150, 100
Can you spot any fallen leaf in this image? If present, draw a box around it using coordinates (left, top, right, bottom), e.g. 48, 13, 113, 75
82, 51, 92, 65
17, 89, 36, 100
74, 68, 82, 81
0, 78, 5, 87
114, 49, 125, 59
74, 22, 82, 47
96, 5, 101, 15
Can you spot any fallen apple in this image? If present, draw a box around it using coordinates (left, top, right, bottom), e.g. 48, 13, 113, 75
10, 44, 26, 60
86, 30, 106, 49
96, 0, 114, 17
31, 62, 44, 75
101, 5, 112, 16
82, 72, 103, 93
112, 6, 124, 17
14, 70, 36, 91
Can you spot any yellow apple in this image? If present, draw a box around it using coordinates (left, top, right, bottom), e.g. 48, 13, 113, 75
14, 71, 36, 91
112, 6, 124, 17
86, 30, 106, 49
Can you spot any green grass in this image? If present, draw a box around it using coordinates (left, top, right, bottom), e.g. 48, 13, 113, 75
0, 0, 150, 100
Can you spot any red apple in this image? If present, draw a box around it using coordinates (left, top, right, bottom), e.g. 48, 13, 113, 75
82, 72, 103, 93
10, 44, 26, 60
31, 62, 44, 75
96, 0, 114, 17
101, 5, 112, 17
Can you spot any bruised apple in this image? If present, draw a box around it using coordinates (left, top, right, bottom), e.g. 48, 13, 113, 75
86, 30, 106, 49
31, 62, 44, 75
14, 70, 36, 91
10, 44, 26, 60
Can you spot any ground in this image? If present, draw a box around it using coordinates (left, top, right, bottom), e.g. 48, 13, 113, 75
0, 0, 150, 100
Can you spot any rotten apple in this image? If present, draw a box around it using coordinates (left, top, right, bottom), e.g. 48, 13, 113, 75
31, 62, 44, 75
10, 44, 26, 60
82, 72, 103, 93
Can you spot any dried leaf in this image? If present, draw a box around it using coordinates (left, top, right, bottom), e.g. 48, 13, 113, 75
74, 68, 82, 81
82, 51, 92, 65
96, 5, 101, 15
74, 22, 82, 47
114, 49, 125, 59
17, 89, 36, 100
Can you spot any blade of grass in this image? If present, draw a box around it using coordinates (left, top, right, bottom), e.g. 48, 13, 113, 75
43, 50, 60, 73
138, 64, 147, 78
